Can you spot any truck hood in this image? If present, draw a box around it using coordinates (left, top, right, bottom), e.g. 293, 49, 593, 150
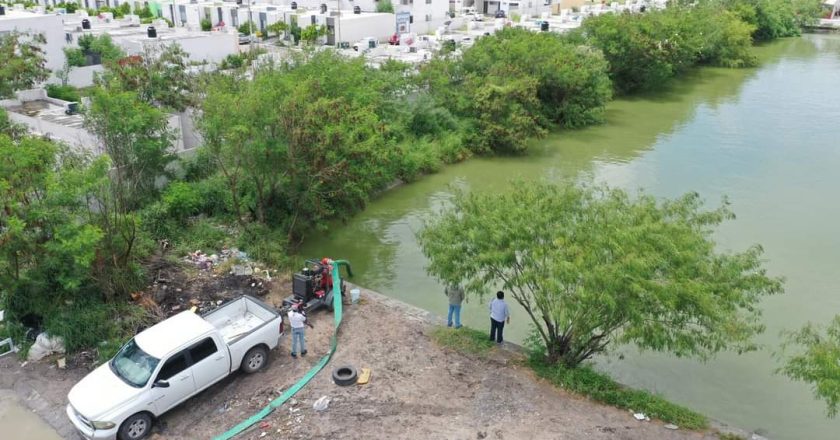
68, 362, 144, 420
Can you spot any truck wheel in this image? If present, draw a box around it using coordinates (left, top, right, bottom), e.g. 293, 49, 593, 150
326, 292, 334, 312
332, 365, 358, 386
242, 346, 268, 373
118, 412, 152, 440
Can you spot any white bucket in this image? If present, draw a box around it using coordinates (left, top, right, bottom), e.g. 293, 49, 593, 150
350, 288, 361, 304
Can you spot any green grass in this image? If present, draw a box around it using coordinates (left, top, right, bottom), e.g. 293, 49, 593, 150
718, 433, 746, 440
527, 356, 708, 430
430, 326, 495, 356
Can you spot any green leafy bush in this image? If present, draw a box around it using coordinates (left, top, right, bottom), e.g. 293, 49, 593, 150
376, 0, 394, 13
162, 181, 203, 223
46, 84, 81, 102
237, 223, 288, 268
238, 22, 256, 35
201, 18, 212, 32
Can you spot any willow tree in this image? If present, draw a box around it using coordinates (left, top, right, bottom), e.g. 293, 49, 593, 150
418, 181, 783, 368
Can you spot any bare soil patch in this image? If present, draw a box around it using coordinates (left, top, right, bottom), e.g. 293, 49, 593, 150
0, 261, 718, 440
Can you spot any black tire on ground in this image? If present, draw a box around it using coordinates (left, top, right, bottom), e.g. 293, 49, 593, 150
241, 346, 268, 373
332, 365, 358, 386
118, 412, 152, 440
326, 292, 334, 312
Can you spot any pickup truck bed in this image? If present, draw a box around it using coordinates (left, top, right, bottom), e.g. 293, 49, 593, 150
204, 296, 279, 344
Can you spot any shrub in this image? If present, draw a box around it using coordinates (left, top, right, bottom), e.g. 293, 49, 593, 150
172, 218, 232, 257
45, 84, 80, 102
220, 53, 245, 70
42, 299, 151, 362
201, 18, 212, 31
376, 0, 394, 13
238, 22, 256, 35
237, 223, 288, 268
397, 138, 443, 182
162, 181, 203, 222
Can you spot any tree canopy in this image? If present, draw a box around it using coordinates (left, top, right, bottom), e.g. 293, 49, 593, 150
418, 181, 783, 367
198, 51, 403, 244
94, 43, 195, 111
779, 317, 840, 417
0, 32, 49, 99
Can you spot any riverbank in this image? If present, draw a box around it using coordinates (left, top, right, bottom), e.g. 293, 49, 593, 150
0, 272, 737, 440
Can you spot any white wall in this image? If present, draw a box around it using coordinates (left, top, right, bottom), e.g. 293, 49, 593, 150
157, 33, 238, 64
0, 13, 66, 72
65, 64, 105, 87
337, 13, 395, 42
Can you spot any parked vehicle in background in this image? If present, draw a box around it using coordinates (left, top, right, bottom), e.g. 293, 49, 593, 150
66, 296, 283, 440
238, 33, 252, 44
494, 9, 506, 18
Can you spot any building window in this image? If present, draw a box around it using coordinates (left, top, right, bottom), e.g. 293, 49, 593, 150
426, 0, 431, 4
425, 13, 431, 21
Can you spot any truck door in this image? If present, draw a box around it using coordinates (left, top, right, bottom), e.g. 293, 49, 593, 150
187, 336, 229, 391
149, 351, 195, 414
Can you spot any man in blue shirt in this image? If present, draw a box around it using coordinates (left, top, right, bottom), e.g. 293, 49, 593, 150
489, 291, 510, 344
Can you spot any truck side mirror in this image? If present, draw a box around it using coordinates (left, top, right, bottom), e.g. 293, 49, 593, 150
153, 380, 170, 388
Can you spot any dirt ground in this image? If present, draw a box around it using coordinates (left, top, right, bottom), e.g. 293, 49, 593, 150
0, 261, 723, 440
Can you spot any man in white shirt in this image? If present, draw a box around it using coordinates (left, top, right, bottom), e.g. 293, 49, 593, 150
288, 303, 308, 358
489, 290, 510, 344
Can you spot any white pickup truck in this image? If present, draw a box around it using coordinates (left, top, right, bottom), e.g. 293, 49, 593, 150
66, 295, 283, 440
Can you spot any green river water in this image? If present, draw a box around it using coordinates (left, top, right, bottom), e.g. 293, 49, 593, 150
302, 33, 840, 439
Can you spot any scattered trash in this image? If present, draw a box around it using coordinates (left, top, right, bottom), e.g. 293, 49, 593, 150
313, 396, 330, 412
259, 421, 270, 429
633, 413, 648, 421
233, 265, 254, 276
357, 368, 372, 385
190, 306, 197, 313
350, 288, 361, 304
259, 432, 266, 438
57, 358, 66, 369
27, 332, 66, 361
664, 424, 678, 430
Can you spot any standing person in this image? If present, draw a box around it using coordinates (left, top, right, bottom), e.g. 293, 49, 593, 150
489, 291, 510, 344
445, 284, 464, 329
288, 302, 309, 358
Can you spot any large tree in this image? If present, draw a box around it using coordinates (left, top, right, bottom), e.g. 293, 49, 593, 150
84, 88, 176, 209
0, 32, 49, 99
418, 181, 783, 367
0, 127, 106, 317
778, 316, 840, 417
198, 51, 401, 245
95, 43, 194, 111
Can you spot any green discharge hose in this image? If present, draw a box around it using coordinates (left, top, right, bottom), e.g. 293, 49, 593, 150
212, 259, 352, 440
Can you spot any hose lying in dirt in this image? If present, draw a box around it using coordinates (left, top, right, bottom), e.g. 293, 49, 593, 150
212, 260, 352, 440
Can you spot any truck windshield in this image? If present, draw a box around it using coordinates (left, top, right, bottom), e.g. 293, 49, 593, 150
109, 339, 159, 388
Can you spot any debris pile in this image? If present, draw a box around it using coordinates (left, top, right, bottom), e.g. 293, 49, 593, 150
132, 247, 277, 318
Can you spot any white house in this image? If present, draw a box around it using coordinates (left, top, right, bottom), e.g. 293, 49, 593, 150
273, 0, 449, 34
